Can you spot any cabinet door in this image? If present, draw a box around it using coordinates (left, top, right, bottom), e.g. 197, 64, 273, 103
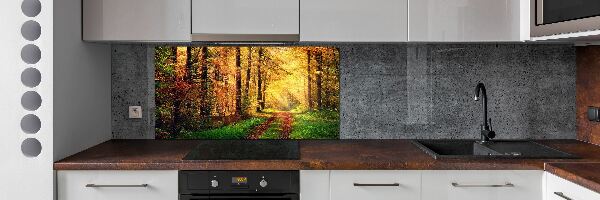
191, 0, 299, 41
422, 170, 543, 200
82, 0, 191, 41
300, 171, 330, 200
409, 0, 529, 41
57, 170, 178, 200
546, 172, 600, 200
330, 170, 420, 200
301, 0, 408, 42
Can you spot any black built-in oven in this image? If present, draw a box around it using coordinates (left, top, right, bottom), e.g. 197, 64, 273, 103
179, 171, 299, 200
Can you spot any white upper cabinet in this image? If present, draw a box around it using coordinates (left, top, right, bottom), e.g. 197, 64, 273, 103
408, 0, 530, 42
191, 0, 300, 41
83, 0, 191, 42
300, 0, 408, 42
80, 0, 533, 42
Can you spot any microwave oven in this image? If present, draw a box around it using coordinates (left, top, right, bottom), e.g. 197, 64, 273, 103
532, 0, 600, 37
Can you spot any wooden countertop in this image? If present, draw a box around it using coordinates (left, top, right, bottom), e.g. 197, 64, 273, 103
54, 139, 600, 170
545, 162, 600, 194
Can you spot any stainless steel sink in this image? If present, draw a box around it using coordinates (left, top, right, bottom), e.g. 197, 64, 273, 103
411, 140, 578, 159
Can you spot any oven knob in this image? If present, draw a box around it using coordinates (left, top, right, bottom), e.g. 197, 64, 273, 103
259, 179, 268, 188
211, 180, 219, 188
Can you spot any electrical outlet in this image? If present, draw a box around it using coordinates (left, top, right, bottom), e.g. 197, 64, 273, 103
129, 106, 142, 119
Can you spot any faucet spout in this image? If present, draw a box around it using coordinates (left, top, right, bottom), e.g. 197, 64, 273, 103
474, 83, 488, 129
474, 83, 495, 142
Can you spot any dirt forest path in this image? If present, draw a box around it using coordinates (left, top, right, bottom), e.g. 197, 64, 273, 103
246, 112, 294, 139
277, 112, 293, 139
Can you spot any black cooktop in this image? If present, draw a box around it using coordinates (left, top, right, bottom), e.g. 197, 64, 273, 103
183, 140, 300, 160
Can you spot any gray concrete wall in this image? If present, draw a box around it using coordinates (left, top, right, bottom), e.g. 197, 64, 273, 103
112, 44, 576, 140
111, 45, 155, 139
340, 44, 575, 139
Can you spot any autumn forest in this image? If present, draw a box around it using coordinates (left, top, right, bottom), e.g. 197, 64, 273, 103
155, 46, 340, 139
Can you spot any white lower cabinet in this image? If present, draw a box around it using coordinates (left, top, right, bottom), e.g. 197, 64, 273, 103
57, 170, 178, 200
421, 170, 543, 200
301, 170, 331, 200
545, 172, 600, 200
57, 170, 600, 200
305, 170, 545, 200
329, 170, 421, 200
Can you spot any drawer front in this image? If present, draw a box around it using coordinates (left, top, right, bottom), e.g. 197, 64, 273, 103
300, 170, 330, 200
57, 170, 178, 200
422, 170, 543, 200
330, 170, 420, 200
546, 173, 600, 200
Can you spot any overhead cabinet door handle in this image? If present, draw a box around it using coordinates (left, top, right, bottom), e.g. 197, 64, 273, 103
553, 192, 573, 200
353, 183, 400, 187
451, 182, 514, 188
85, 184, 149, 188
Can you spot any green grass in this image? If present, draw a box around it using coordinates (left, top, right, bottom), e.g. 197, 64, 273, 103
290, 110, 339, 139
178, 117, 266, 139
174, 110, 339, 140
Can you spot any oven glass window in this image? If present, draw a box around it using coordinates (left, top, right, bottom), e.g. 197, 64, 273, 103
181, 195, 297, 200
183, 197, 295, 200
542, 0, 600, 24
207, 198, 292, 200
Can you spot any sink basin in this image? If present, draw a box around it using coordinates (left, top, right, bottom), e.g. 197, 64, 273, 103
412, 140, 578, 159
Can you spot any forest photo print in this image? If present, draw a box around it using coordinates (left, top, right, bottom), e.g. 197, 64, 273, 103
155, 46, 340, 139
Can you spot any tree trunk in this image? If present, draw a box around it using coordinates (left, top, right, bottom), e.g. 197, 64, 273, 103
262, 78, 267, 108
186, 47, 193, 82
316, 51, 323, 110
200, 47, 211, 119
307, 49, 313, 111
235, 47, 242, 115
256, 47, 264, 112
245, 47, 251, 100
172, 47, 182, 136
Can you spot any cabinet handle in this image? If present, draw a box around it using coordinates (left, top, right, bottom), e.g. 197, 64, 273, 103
353, 183, 400, 187
554, 192, 573, 200
85, 184, 149, 188
451, 182, 514, 188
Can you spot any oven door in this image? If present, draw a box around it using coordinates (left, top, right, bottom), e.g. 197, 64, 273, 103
180, 194, 299, 200
533, 0, 600, 37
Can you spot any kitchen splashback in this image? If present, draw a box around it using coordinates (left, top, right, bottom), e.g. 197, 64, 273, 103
154, 46, 340, 140
112, 44, 576, 140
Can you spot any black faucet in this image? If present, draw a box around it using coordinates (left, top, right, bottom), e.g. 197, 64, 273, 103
474, 83, 495, 143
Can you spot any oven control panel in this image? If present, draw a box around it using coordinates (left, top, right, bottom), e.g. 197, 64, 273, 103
231, 176, 249, 188
179, 171, 299, 195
